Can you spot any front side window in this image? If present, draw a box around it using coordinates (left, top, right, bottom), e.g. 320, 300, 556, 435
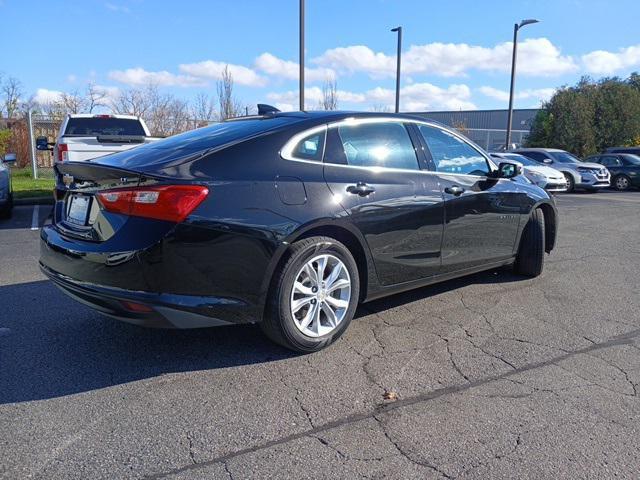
335, 122, 419, 170
551, 151, 581, 164
418, 125, 490, 176
600, 156, 621, 167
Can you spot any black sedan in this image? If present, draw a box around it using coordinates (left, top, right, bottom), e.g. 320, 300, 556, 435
585, 153, 640, 191
40, 110, 558, 352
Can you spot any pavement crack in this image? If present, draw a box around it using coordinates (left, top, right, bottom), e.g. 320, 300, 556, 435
438, 334, 470, 382
373, 414, 452, 479
142, 328, 640, 480
185, 431, 196, 465
222, 461, 234, 480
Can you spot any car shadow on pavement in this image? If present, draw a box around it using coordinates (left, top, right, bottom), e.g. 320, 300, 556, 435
0, 268, 524, 404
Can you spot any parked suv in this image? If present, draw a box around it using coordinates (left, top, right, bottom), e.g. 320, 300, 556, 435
585, 153, 640, 191
514, 148, 610, 192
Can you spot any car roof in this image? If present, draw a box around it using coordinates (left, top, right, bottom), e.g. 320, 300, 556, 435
514, 148, 565, 153
225, 110, 450, 128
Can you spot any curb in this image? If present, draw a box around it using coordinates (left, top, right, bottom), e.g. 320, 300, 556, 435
14, 197, 55, 206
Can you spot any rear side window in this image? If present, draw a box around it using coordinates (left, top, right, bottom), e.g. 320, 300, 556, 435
418, 125, 490, 176
64, 118, 146, 136
285, 130, 326, 162
334, 122, 419, 170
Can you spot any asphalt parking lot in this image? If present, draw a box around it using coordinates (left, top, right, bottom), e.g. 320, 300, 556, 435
1, 191, 639, 479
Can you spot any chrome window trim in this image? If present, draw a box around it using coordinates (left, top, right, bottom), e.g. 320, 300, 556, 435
280, 124, 328, 163
280, 116, 497, 176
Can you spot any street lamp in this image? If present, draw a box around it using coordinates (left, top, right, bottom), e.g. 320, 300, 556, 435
299, 0, 305, 111
505, 18, 539, 150
391, 26, 402, 113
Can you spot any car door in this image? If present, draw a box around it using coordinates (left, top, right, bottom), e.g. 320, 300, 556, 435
598, 155, 622, 175
415, 124, 523, 273
323, 119, 444, 286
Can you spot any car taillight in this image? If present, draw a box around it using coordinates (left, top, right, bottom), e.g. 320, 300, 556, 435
97, 185, 209, 223
58, 143, 68, 162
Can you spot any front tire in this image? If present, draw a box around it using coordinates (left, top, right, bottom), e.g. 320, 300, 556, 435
613, 174, 631, 191
514, 208, 545, 277
261, 236, 360, 353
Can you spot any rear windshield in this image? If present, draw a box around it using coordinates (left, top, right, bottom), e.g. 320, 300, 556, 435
64, 117, 146, 136
94, 116, 300, 169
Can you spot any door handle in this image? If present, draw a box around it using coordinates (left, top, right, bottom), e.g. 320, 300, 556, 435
346, 182, 375, 196
444, 185, 465, 196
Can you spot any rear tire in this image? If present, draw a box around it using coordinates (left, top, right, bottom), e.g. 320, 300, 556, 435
563, 173, 575, 193
514, 208, 545, 277
261, 236, 360, 353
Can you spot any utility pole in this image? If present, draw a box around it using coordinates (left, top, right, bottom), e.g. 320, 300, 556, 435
299, 0, 305, 111
506, 19, 539, 149
391, 26, 402, 113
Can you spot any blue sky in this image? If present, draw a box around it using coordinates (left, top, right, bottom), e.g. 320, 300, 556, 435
3, 0, 640, 112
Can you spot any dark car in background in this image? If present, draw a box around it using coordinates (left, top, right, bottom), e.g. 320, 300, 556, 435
585, 153, 640, 191
514, 148, 610, 192
40, 110, 558, 352
605, 146, 640, 156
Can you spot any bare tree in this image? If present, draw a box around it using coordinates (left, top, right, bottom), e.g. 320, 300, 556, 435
59, 89, 87, 114
2, 76, 23, 118
86, 82, 108, 113
320, 77, 338, 111
192, 92, 217, 126
371, 103, 392, 112
217, 66, 242, 120
111, 86, 151, 118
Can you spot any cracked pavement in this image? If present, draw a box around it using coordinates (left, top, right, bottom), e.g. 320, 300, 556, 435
1, 191, 639, 479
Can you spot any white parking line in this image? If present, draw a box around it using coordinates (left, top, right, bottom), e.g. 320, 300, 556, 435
30, 205, 39, 231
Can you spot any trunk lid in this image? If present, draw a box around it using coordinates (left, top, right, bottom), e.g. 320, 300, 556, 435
54, 162, 143, 241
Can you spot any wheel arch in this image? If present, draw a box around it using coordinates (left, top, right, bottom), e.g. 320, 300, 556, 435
258, 220, 376, 321
533, 200, 558, 253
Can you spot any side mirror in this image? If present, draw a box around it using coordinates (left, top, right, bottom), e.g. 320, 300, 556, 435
2, 153, 17, 164
498, 161, 522, 179
36, 136, 52, 151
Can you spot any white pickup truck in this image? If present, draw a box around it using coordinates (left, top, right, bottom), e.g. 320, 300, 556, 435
36, 114, 161, 162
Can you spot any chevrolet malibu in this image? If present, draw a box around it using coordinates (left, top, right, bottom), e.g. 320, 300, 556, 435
40, 110, 558, 352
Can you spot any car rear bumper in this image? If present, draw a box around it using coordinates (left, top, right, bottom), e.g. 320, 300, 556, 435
40, 262, 249, 328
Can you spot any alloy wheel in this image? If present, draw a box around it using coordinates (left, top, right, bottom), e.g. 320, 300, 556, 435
290, 254, 351, 338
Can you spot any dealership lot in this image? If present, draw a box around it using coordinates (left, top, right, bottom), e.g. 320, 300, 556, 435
1, 192, 639, 479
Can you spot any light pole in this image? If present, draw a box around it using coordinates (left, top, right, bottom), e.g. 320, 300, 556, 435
391, 26, 402, 113
506, 18, 539, 150
299, 0, 305, 111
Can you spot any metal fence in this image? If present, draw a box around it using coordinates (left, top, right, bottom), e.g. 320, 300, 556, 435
460, 128, 529, 152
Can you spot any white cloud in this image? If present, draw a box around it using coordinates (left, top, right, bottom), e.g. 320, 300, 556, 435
108, 67, 206, 87
582, 45, 640, 75
479, 86, 556, 104
105, 2, 130, 13
178, 61, 266, 87
254, 53, 335, 83
313, 38, 576, 78
33, 88, 63, 104
267, 82, 475, 111
312, 46, 396, 78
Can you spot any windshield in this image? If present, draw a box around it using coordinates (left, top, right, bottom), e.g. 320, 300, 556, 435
503, 154, 539, 167
65, 117, 146, 136
551, 151, 581, 163
621, 154, 640, 165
